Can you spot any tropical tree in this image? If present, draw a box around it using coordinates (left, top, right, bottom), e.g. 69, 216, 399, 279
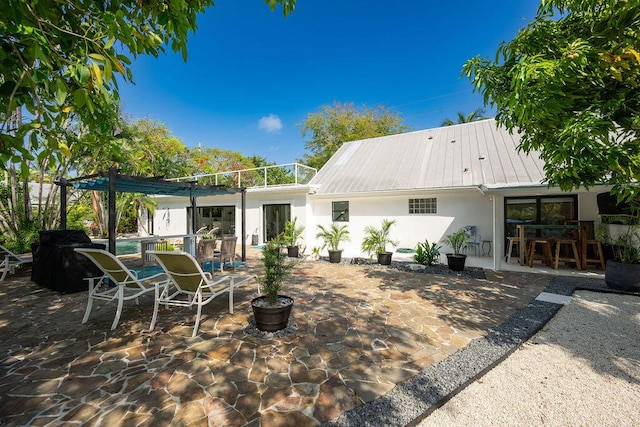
440, 108, 486, 126
0, 0, 297, 175
463, 0, 640, 201
300, 102, 411, 170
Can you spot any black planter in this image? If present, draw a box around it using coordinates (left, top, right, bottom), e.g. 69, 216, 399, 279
251, 295, 294, 332
287, 246, 299, 258
328, 250, 342, 263
377, 252, 393, 265
605, 261, 640, 291
446, 253, 467, 271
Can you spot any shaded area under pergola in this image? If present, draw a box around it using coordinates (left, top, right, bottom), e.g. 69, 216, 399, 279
55, 166, 247, 260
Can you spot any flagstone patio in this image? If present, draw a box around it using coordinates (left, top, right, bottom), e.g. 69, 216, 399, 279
0, 252, 552, 426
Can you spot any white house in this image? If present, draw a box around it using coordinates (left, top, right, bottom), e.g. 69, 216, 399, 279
148, 119, 608, 270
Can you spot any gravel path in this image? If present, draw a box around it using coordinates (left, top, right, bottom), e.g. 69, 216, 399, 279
326, 277, 640, 427
419, 290, 640, 426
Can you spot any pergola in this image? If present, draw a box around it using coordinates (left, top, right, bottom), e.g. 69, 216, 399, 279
55, 167, 247, 260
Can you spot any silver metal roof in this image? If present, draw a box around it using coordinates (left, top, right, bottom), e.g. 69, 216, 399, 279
308, 118, 545, 194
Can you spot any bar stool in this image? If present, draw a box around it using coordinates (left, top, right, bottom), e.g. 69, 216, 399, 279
582, 239, 605, 270
528, 238, 553, 267
553, 238, 581, 270
506, 236, 526, 264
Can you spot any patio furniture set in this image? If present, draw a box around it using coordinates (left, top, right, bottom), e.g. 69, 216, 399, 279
74, 244, 255, 337
506, 221, 605, 270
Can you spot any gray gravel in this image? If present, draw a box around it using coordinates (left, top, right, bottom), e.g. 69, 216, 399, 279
325, 276, 639, 427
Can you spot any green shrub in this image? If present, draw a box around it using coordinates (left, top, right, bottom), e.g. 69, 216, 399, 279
414, 239, 441, 265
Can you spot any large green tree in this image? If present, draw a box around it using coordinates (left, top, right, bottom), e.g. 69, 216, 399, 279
0, 0, 296, 175
464, 0, 640, 200
300, 102, 411, 169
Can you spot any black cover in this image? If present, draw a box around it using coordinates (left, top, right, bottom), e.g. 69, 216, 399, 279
32, 230, 105, 294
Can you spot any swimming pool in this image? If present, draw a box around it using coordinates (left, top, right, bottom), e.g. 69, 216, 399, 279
115, 241, 140, 256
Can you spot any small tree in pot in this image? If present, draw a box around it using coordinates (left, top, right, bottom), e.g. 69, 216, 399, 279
282, 217, 304, 258
361, 219, 399, 265
315, 224, 350, 263
599, 211, 640, 291
442, 227, 470, 271
251, 239, 295, 331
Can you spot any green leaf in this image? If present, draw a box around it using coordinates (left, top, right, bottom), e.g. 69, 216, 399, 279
55, 80, 67, 106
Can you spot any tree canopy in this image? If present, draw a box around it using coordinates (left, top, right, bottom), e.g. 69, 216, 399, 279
300, 102, 411, 170
440, 108, 486, 126
0, 0, 296, 175
463, 0, 640, 201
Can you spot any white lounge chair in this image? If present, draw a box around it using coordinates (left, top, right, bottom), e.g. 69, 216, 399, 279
74, 248, 164, 330
148, 250, 254, 337
0, 244, 33, 282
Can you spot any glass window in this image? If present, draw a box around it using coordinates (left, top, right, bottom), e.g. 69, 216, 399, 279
409, 198, 437, 214
332, 201, 349, 222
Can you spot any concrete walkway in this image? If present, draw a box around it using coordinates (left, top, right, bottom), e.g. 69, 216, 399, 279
1, 254, 555, 426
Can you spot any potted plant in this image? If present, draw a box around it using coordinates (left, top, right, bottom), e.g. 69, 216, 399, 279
251, 239, 295, 332
281, 217, 304, 258
442, 227, 470, 271
361, 219, 399, 265
315, 224, 350, 263
600, 213, 640, 291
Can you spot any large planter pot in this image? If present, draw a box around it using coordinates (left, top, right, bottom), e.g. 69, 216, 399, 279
328, 250, 342, 264
377, 252, 393, 265
446, 253, 467, 271
251, 295, 294, 332
287, 246, 299, 258
605, 261, 640, 291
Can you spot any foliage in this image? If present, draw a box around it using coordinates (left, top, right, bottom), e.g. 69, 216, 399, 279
281, 217, 304, 247
442, 228, 470, 255
300, 102, 411, 169
599, 208, 640, 264
463, 0, 640, 201
315, 224, 350, 252
257, 239, 294, 305
361, 219, 398, 256
414, 239, 441, 265
0, 0, 296, 175
440, 108, 486, 126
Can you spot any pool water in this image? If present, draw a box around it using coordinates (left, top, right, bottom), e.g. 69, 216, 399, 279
115, 241, 140, 256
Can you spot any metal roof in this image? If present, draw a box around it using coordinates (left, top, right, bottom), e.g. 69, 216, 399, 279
70, 174, 243, 198
308, 118, 545, 194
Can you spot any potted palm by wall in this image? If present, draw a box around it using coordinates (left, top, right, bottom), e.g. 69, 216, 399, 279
251, 239, 295, 331
282, 217, 304, 258
600, 213, 640, 291
442, 227, 470, 271
315, 224, 350, 263
361, 219, 399, 265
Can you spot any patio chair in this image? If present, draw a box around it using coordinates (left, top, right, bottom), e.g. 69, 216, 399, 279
213, 236, 238, 272
0, 244, 33, 282
463, 226, 481, 256
74, 248, 164, 330
148, 250, 255, 337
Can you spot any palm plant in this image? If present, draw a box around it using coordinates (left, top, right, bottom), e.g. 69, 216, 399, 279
440, 108, 486, 126
315, 224, 350, 252
282, 217, 304, 247
442, 227, 470, 255
361, 219, 398, 256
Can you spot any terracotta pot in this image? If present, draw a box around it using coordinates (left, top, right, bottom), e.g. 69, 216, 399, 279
251, 295, 294, 332
605, 260, 640, 291
446, 253, 467, 271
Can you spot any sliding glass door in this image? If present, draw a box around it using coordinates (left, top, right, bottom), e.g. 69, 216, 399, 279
263, 204, 291, 242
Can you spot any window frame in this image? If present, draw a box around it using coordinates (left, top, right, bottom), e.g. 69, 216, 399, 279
332, 201, 350, 222
408, 197, 437, 214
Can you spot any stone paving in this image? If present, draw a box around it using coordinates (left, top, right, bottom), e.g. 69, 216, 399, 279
0, 252, 551, 426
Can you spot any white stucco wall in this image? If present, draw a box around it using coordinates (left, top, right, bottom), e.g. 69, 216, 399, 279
308, 189, 494, 258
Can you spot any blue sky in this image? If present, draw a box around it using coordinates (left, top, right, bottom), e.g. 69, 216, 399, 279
118, 1, 539, 165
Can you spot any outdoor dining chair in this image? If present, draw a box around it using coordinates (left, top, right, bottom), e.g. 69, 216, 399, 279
74, 248, 164, 330
213, 236, 238, 272
0, 244, 33, 282
148, 250, 255, 337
